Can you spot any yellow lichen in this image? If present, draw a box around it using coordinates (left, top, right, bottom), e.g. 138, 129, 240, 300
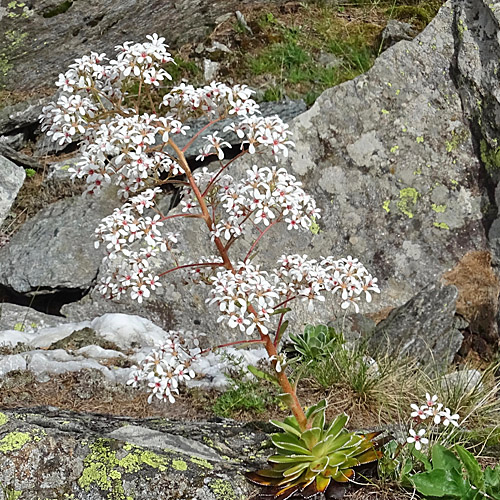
396, 188, 419, 218
171, 459, 187, 471
0, 431, 31, 453
78, 439, 170, 500
209, 479, 237, 500
190, 457, 214, 469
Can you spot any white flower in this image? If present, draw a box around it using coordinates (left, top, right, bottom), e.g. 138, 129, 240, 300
425, 393, 439, 407
410, 403, 428, 420
426, 403, 444, 424
407, 428, 428, 450
440, 408, 460, 427
127, 331, 200, 404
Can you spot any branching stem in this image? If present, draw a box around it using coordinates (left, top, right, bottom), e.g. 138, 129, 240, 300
168, 138, 308, 431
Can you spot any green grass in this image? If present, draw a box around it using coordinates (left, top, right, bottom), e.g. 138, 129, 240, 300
241, 4, 381, 104
212, 379, 277, 418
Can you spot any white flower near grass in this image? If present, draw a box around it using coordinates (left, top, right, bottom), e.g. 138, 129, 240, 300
407, 428, 428, 450
439, 407, 460, 427
425, 393, 438, 407
410, 403, 428, 420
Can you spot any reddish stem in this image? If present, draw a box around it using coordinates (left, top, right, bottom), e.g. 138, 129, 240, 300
244, 217, 281, 262
202, 149, 247, 197
182, 118, 222, 153
167, 137, 308, 431
158, 212, 202, 223
274, 295, 298, 310
158, 262, 222, 278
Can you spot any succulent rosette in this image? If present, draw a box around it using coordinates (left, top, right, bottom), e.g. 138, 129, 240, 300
247, 400, 382, 499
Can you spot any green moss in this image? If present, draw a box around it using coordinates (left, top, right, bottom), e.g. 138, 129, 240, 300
78, 439, 171, 500
431, 203, 446, 213
480, 139, 500, 173
0, 432, 31, 453
390, 145, 399, 153
416, 136, 424, 144
396, 188, 419, 218
190, 457, 214, 469
0, 413, 8, 426
0, 484, 22, 500
382, 200, 391, 213
42, 0, 73, 18
209, 479, 237, 500
433, 222, 449, 230
171, 459, 187, 471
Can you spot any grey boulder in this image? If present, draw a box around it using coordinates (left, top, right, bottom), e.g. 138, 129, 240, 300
368, 282, 464, 366
0, 155, 25, 227
0, 188, 119, 294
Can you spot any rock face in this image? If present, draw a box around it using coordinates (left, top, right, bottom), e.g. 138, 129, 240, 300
0, 0, 287, 91
0, 407, 266, 499
0, 188, 120, 294
0, 303, 69, 332
368, 282, 464, 366
0, 155, 25, 227
253, 0, 487, 313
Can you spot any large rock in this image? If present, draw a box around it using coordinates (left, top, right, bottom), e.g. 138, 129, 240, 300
0, 155, 25, 227
0, 98, 49, 135
0, 0, 287, 91
0, 188, 119, 294
0, 407, 267, 499
368, 282, 464, 366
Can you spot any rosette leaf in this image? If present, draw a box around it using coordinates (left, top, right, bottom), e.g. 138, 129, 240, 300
246, 401, 382, 499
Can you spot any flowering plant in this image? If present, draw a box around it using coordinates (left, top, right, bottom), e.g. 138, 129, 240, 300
40, 34, 381, 494
407, 393, 460, 452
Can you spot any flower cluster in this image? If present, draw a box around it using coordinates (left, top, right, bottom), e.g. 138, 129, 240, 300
41, 34, 295, 200
407, 393, 460, 450
94, 188, 179, 301
127, 332, 200, 403
162, 81, 257, 119
71, 113, 187, 196
207, 255, 379, 337
40, 35, 174, 146
180, 165, 321, 243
